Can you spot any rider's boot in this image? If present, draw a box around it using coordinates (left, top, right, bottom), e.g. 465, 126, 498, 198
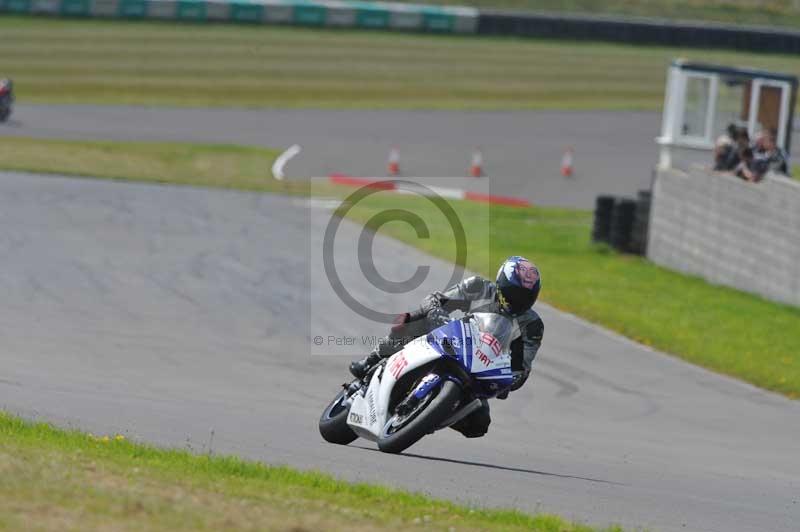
349, 349, 382, 379
349, 313, 421, 380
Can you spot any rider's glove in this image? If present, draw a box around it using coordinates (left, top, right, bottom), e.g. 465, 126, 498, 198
426, 307, 451, 329
510, 369, 530, 391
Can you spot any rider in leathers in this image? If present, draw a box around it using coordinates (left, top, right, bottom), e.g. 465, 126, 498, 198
350, 256, 543, 438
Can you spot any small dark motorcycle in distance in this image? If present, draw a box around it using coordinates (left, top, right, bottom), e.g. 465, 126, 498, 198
0, 79, 14, 123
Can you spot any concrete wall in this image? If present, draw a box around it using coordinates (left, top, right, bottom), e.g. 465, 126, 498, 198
648, 166, 800, 307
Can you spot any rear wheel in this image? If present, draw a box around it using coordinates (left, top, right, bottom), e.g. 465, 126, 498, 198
377, 380, 461, 454
318, 388, 358, 445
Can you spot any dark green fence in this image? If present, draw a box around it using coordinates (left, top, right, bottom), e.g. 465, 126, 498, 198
0, 0, 479, 33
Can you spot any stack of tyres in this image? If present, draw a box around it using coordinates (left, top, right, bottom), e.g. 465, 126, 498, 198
629, 190, 651, 256
609, 199, 637, 253
591, 195, 616, 244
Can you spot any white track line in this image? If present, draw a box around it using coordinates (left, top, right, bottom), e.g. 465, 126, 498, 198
394, 182, 466, 200
271, 144, 302, 181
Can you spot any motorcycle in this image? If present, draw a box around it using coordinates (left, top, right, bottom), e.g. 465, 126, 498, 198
0, 79, 14, 123
319, 312, 515, 454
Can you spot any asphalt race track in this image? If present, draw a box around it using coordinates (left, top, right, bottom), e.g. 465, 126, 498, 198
1, 104, 670, 208
8, 105, 800, 208
1, 171, 798, 532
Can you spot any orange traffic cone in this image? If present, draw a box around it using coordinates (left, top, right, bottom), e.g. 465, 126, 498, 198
469, 149, 483, 177
561, 147, 574, 177
388, 147, 400, 177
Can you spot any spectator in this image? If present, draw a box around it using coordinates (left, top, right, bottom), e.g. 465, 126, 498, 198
752, 129, 788, 178
734, 147, 759, 182
713, 123, 736, 171
714, 124, 749, 171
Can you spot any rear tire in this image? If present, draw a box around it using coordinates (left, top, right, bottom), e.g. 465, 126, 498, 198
318, 389, 358, 445
377, 380, 461, 454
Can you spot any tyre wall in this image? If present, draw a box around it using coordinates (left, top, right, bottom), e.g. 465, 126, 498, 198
478, 10, 800, 54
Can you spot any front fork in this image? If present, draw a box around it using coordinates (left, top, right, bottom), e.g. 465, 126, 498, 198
395, 373, 442, 416
393, 371, 478, 431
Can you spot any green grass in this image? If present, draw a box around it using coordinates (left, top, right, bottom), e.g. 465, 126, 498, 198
4, 16, 800, 110
396, 0, 800, 29
1, 136, 798, 397
0, 136, 299, 192
0, 412, 620, 531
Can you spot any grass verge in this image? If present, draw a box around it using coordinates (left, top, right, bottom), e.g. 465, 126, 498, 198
0, 136, 293, 192
0, 137, 797, 398
0, 412, 619, 531
4, 16, 800, 110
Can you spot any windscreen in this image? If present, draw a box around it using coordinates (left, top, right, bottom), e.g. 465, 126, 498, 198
471, 312, 514, 354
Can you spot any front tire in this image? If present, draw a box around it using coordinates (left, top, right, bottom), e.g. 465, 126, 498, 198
319, 389, 358, 445
377, 380, 461, 454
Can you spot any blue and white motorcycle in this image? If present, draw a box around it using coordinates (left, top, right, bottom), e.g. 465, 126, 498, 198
319, 312, 514, 454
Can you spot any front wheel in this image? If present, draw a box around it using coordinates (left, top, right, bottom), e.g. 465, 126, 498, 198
318, 388, 358, 445
377, 380, 461, 454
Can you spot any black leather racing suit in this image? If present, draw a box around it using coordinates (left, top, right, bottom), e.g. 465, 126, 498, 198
373, 276, 544, 437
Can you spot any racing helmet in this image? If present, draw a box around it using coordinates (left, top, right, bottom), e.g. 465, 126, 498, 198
495, 256, 541, 316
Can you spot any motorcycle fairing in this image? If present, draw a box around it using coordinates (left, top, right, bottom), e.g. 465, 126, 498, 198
469, 332, 514, 396
346, 338, 442, 440
427, 318, 472, 367
346, 364, 383, 441
428, 318, 514, 393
